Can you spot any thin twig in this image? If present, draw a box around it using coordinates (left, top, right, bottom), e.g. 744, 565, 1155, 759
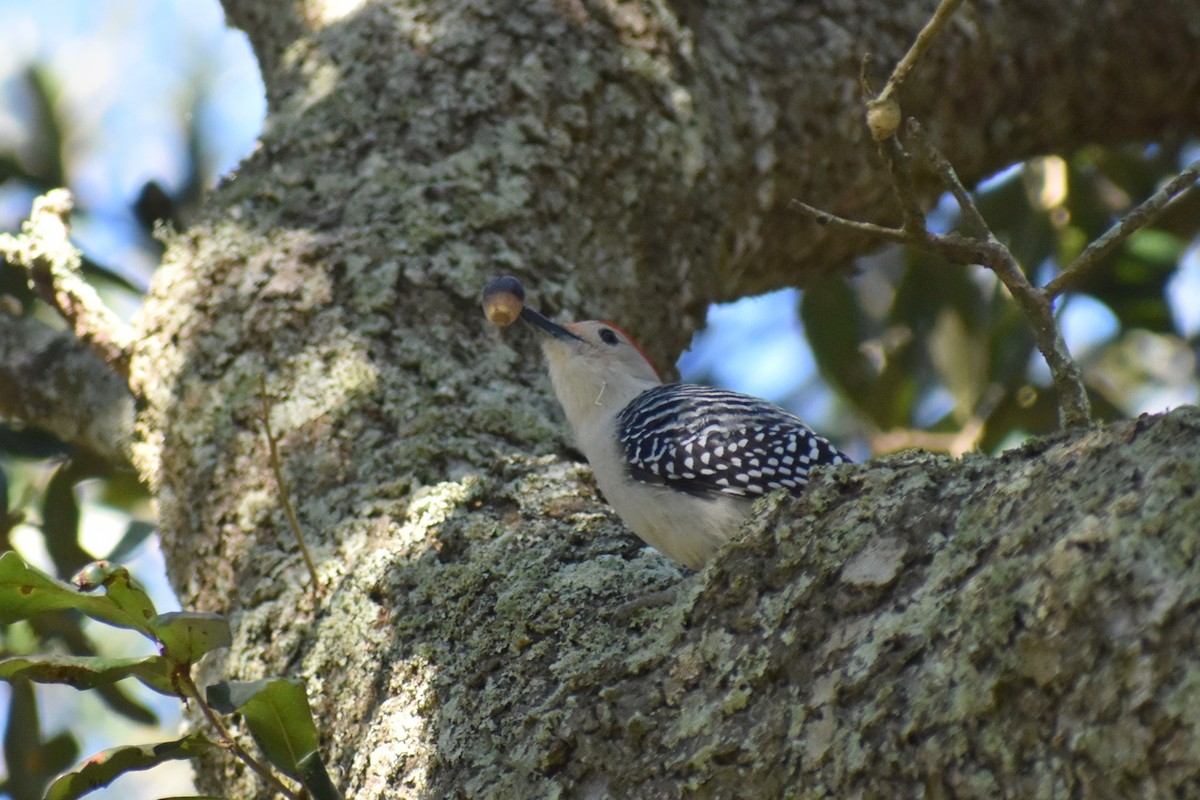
796, 0, 1094, 430
1045, 156, 1200, 298
886, 0, 965, 96
866, 0, 965, 140
792, 125, 1094, 429
176, 669, 305, 800
907, 120, 989, 237
259, 376, 322, 592
789, 200, 910, 243
907, 122, 1091, 426
879, 135, 928, 232
860, 59, 924, 231
0, 189, 134, 379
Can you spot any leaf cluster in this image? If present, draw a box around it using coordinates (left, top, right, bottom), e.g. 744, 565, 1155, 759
0, 553, 339, 800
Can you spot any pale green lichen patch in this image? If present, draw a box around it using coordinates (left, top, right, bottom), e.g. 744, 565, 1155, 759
267, 333, 380, 429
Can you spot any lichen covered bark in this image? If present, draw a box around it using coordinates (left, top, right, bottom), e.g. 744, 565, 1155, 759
394, 408, 1198, 798
186, 405, 1200, 799
126, 0, 1200, 796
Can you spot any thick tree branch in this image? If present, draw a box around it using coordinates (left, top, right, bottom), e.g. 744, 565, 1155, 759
0, 189, 135, 380
0, 313, 134, 467
207, 0, 1200, 319
134, 1, 1200, 797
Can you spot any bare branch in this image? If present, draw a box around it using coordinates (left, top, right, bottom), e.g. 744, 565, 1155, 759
906, 123, 1091, 426
907, 120, 988, 237
0, 189, 135, 380
1045, 156, 1200, 298
866, 0, 965, 140
877, 135, 928, 232
792, 116, 1096, 430
789, 200, 910, 243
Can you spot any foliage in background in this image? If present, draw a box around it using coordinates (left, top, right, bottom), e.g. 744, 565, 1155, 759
797, 142, 1199, 454
0, 5, 257, 793
0, 553, 340, 800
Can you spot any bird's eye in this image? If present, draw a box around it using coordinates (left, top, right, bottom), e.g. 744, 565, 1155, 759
598, 327, 620, 345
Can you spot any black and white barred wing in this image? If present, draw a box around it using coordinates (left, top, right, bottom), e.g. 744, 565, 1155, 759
615, 384, 849, 499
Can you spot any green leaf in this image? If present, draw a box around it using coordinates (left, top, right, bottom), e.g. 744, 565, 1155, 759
801, 279, 878, 412
40, 732, 84, 790
927, 308, 987, 424
151, 611, 232, 664
0, 653, 178, 697
92, 469, 153, 519
296, 749, 343, 800
73, 561, 159, 631
93, 678, 162, 725
43, 734, 214, 800
1, 465, 17, 543
0, 554, 229, 670
0, 424, 70, 460
207, 678, 317, 774
22, 65, 67, 185
0, 552, 153, 635
24, 609, 160, 723
42, 461, 91, 578
207, 678, 341, 798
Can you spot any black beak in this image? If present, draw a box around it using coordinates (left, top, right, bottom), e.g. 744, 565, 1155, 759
520, 306, 583, 341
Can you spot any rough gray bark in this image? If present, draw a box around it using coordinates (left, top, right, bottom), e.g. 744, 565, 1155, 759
0, 314, 133, 466
118, 0, 1200, 797
399, 408, 1198, 799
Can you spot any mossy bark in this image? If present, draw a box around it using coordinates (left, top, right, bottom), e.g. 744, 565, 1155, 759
126, 1, 1200, 796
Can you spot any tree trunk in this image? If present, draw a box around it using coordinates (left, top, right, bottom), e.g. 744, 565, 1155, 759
124, 0, 1200, 796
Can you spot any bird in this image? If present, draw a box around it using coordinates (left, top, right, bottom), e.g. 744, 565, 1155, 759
483, 275, 850, 569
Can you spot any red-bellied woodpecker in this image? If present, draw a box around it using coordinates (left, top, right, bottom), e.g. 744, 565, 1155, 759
483, 276, 850, 569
